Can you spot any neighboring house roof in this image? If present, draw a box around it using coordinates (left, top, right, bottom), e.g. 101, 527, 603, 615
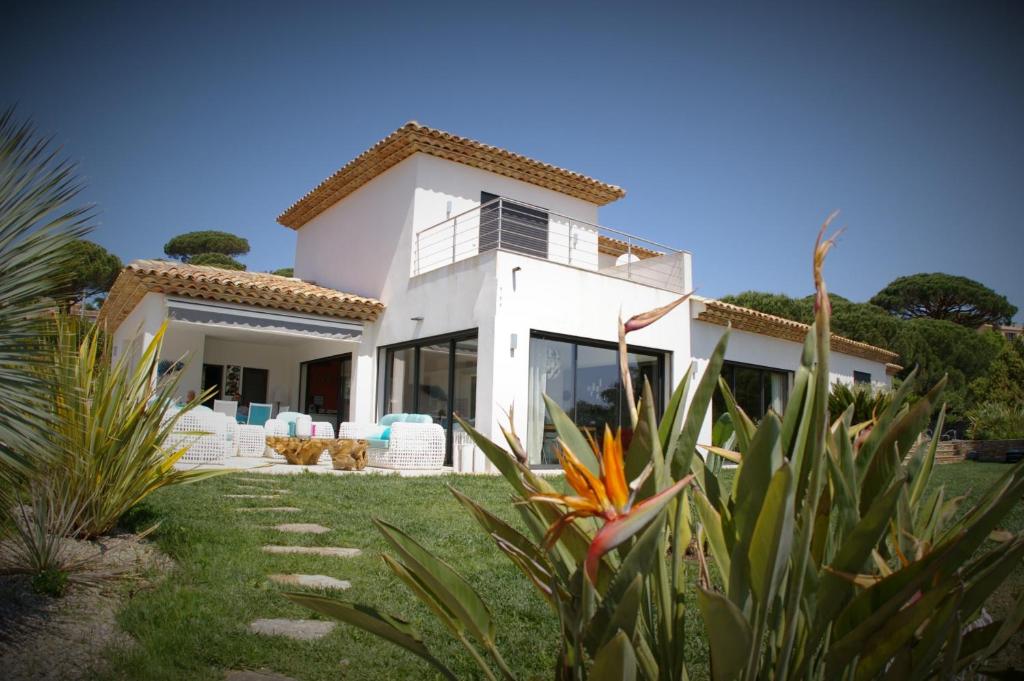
278, 121, 627, 229
98, 260, 384, 329
694, 297, 901, 366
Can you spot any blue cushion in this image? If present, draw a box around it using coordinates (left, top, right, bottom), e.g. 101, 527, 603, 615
288, 420, 296, 437
367, 438, 390, 449
379, 427, 391, 440
406, 414, 432, 424
380, 413, 403, 426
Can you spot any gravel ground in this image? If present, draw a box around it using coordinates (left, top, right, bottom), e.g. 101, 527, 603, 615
0, 531, 173, 681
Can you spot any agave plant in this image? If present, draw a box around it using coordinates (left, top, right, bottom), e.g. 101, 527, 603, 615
289, 221, 1024, 680
828, 380, 893, 426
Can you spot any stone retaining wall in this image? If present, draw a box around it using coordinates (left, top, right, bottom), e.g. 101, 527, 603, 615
934, 439, 1024, 463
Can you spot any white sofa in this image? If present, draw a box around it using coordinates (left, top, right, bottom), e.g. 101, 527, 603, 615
339, 413, 445, 469
162, 406, 237, 464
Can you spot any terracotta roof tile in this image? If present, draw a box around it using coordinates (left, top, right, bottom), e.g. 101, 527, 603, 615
98, 260, 383, 330
694, 296, 900, 365
278, 122, 626, 229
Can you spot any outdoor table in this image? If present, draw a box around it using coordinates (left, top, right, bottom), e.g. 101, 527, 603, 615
265, 435, 368, 470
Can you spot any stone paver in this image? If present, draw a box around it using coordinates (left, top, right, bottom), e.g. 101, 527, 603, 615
224, 494, 279, 499
268, 573, 351, 590
272, 523, 331, 534
225, 671, 298, 681
235, 507, 301, 513
248, 618, 335, 641
262, 545, 362, 558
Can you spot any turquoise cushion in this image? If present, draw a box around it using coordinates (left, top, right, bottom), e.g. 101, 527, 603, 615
380, 413, 403, 426
380, 427, 391, 440
367, 438, 390, 449
406, 414, 432, 424
288, 421, 296, 437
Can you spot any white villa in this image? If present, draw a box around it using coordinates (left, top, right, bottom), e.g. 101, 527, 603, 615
99, 122, 899, 470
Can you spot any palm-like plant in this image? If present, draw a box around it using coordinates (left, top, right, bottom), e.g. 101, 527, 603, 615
40, 315, 224, 539
0, 108, 91, 479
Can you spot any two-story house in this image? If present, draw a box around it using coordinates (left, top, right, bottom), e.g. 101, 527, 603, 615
99, 122, 899, 470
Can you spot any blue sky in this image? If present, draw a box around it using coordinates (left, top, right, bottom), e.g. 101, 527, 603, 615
3, 1, 1022, 319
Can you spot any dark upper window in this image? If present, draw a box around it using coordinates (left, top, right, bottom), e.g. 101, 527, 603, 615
479, 192, 549, 259
853, 371, 872, 385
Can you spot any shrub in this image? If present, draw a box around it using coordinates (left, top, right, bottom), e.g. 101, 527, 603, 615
289, 225, 1024, 679
828, 380, 893, 425
966, 401, 1024, 440
37, 315, 223, 539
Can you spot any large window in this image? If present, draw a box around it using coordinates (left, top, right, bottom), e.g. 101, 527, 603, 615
713, 361, 790, 422
528, 332, 666, 466
381, 331, 478, 464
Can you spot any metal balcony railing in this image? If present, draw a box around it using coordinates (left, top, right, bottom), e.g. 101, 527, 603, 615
412, 197, 689, 293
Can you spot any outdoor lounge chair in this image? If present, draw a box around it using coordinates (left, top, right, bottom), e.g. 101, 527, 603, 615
247, 402, 273, 427
339, 414, 444, 469
213, 399, 238, 420
162, 406, 234, 464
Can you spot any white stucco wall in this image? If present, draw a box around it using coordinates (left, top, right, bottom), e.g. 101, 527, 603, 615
111, 292, 166, 367
293, 158, 418, 300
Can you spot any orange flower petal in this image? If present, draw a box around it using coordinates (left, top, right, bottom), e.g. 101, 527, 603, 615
558, 442, 610, 511
601, 427, 630, 512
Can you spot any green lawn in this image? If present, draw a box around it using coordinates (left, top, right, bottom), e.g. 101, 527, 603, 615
100, 462, 1023, 680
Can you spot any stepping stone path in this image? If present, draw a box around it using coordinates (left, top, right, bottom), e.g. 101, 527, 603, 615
262, 545, 362, 558
225, 671, 298, 681
248, 618, 335, 641
268, 573, 351, 590
235, 507, 301, 513
224, 494, 280, 499
272, 523, 331, 534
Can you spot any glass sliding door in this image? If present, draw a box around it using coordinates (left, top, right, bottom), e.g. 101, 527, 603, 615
388, 347, 416, 414
382, 331, 478, 464
418, 343, 451, 426
527, 333, 667, 467
300, 354, 352, 429
527, 337, 576, 465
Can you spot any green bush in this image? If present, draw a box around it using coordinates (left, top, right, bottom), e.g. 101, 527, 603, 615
966, 401, 1024, 440
828, 380, 893, 425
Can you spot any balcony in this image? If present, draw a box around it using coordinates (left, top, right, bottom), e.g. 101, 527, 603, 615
412, 197, 690, 293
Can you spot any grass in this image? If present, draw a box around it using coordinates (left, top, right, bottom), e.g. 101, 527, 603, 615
99, 462, 1023, 680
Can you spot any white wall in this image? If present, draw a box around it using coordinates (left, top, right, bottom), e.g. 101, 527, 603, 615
293, 158, 418, 299
162, 322, 206, 399
111, 292, 166, 368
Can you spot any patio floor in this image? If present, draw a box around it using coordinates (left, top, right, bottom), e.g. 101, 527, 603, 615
175, 456, 456, 477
